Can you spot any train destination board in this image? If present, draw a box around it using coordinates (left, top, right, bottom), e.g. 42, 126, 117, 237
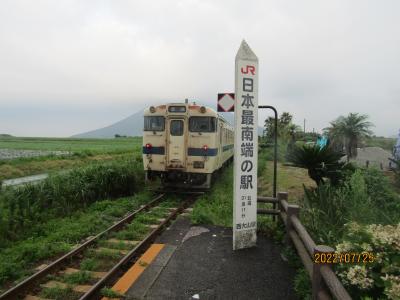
233, 40, 259, 250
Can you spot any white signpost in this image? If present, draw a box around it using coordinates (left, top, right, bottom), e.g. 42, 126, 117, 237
233, 40, 259, 250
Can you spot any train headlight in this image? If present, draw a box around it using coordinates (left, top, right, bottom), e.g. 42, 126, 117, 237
202, 145, 208, 152
145, 143, 152, 150
150, 106, 156, 113
200, 106, 206, 113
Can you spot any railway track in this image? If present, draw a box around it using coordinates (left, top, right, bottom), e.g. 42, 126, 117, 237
0, 193, 195, 300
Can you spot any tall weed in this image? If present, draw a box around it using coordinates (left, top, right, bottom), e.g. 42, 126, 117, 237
302, 169, 399, 244
0, 158, 143, 246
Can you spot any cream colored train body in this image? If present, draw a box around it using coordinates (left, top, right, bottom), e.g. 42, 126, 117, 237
143, 103, 234, 189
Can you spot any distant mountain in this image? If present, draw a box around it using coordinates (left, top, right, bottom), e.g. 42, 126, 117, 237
72, 109, 263, 138
72, 110, 144, 138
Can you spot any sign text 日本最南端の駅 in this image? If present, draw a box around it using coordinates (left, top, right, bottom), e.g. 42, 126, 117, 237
233, 40, 258, 250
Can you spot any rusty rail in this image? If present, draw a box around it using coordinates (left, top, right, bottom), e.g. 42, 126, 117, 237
79, 197, 191, 299
0, 193, 166, 300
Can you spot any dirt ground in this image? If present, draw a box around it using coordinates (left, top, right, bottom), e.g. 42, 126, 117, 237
258, 161, 316, 203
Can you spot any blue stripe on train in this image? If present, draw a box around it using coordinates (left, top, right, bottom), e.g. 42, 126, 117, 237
144, 145, 232, 156
188, 148, 218, 156
142, 146, 165, 155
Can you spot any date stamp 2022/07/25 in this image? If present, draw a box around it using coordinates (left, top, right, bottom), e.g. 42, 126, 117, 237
314, 252, 375, 264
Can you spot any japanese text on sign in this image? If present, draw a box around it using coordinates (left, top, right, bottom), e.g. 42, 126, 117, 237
233, 40, 258, 250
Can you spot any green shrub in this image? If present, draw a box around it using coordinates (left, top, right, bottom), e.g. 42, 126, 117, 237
258, 149, 270, 176
302, 169, 399, 244
294, 268, 312, 300
287, 145, 348, 186
389, 158, 400, 188
0, 158, 143, 246
361, 168, 400, 222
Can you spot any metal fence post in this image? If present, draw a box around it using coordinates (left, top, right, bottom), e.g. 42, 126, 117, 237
312, 245, 335, 300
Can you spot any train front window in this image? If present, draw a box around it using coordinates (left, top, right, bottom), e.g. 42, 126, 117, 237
170, 120, 184, 136
189, 117, 216, 132
144, 116, 165, 131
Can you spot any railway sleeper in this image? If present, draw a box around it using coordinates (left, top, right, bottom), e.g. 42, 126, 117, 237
106, 238, 140, 246
94, 247, 129, 256
146, 224, 160, 229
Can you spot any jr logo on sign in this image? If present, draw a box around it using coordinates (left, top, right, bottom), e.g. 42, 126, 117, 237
240, 65, 256, 75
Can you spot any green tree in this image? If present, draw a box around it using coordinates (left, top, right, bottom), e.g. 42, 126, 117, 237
263, 112, 301, 142
324, 113, 373, 161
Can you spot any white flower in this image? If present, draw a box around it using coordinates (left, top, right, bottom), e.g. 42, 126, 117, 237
367, 223, 400, 251
346, 222, 362, 236
381, 275, 400, 300
346, 265, 374, 289
336, 241, 353, 253
361, 243, 373, 252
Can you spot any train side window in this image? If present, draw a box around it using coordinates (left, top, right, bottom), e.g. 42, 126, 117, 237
189, 117, 216, 132
170, 120, 184, 136
144, 116, 165, 131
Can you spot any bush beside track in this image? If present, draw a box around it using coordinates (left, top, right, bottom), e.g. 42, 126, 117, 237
0, 157, 144, 247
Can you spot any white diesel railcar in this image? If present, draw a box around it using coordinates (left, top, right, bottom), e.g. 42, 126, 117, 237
143, 102, 234, 189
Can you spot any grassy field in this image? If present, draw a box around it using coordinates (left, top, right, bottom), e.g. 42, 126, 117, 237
0, 136, 142, 154
0, 137, 142, 180
259, 161, 315, 201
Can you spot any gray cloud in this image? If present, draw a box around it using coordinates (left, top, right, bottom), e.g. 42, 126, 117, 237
0, 0, 399, 136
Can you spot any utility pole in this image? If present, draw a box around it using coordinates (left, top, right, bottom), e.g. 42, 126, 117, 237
303, 118, 306, 134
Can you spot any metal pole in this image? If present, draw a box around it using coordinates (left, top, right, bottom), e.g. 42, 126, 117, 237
258, 105, 278, 210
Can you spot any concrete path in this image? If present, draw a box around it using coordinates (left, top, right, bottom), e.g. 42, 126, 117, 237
2, 173, 48, 188
126, 217, 298, 300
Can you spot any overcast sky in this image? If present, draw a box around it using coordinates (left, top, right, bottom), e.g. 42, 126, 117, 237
0, 0, 399, 137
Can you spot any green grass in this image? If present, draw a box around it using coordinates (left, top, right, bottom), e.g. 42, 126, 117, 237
259, 161, 315, 201
191, 166, 233, 227
80, 258, 100, 272
0, 136, 142, 154
0, 192, 153, 289
62, 271, 93, 285
101, 287, 124, 298
0, 152, 134, 181
0, 137, 143, 180
40, 286, 78, 300
88, 248, 123, 260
